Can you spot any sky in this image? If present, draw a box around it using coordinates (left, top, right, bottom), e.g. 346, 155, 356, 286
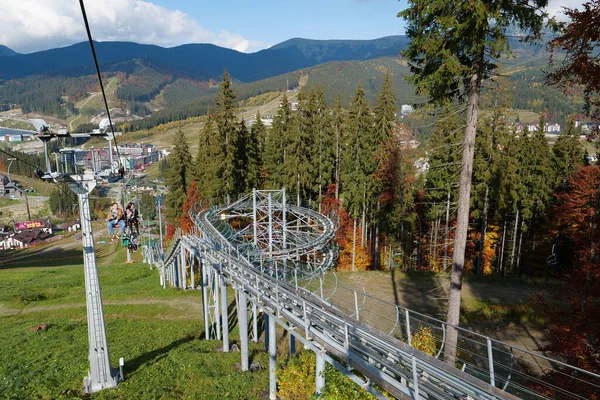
0, 0, 588, 54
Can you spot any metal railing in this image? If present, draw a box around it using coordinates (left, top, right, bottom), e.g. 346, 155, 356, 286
150, 192, 600, 399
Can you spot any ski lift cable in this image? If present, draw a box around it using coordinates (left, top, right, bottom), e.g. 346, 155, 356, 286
0, 148, 76, 200
79, 0, 123, 173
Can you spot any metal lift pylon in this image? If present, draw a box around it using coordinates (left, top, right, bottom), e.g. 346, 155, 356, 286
63, 173, 122, 393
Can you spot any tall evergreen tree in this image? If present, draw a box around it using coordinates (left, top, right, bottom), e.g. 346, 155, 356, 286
340, 83, 374, 270
472, 85, 511, 274
520, 115, 555, 226
195, 113, 224, 201
240, 120, 261, 191
424, 111, 463, 220
251, 111, 267, 187
217, 69, 243, 204
264, 93, 293, 189
166, 130, 192, 224
283, 91, 311, 206
552, 116, 584, 190
311, 85, 335, 204
332, 94, 345, 200
399, 0, 548, 364
373, 72, 398, 144
372, 73, 400, 267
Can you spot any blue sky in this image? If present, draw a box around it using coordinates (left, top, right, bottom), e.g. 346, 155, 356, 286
0, 0, 584, 54
149, 0, 409, 47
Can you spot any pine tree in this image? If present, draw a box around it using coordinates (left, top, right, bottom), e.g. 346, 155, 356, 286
372, 73, 401, 267
166, 130, 192, 224
240, 120, 261, 191
283, 91, 311, 206
195, 113, 223, 202
340, 83, 374, 270
520, 115, 555, 225
424, 111, 463, 220
311, 86, 335, 205
472, 84, 511, 274
251, 111, 267, 187
399, 0, 547, 364
332, 94, 345, 200
264, 93, 293, 189
373, 72, 397, 144
217, 69, 242, 204
341, 83, 373, 219
552, 116, 584, 190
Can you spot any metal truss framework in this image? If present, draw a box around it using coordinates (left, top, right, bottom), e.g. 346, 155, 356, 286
147, 189, 600, 400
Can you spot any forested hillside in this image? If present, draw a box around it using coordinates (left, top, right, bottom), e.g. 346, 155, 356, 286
0, 75, 104, 118
116, 63, 173, 103
302, 57, 418, 107
508, 66, 585, 125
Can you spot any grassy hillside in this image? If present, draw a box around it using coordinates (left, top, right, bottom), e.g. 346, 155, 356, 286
0, 245, 271, 399
0, 238, 551, 399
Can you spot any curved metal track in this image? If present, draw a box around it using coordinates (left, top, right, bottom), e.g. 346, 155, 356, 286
150, 189, 600, 400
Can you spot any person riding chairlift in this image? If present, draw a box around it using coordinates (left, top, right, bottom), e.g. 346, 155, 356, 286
106, 202, 125, 242
125, 202, 140, 236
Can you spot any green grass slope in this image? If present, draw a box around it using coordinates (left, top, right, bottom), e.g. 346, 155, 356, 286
0, 246, 270, 399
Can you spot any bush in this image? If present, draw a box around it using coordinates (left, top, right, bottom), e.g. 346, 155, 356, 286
277, 350, 378, 400
411, 326, 438, 356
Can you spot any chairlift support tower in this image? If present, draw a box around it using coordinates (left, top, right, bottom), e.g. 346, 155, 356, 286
65, 174, 121, 393
29, 119, 122, 393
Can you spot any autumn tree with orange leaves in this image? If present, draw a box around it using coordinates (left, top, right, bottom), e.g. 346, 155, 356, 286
538, 165, 600, 394
322, 185, 371, 271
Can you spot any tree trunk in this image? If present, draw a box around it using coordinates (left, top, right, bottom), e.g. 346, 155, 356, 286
374, 202, 380, 269
361, 210, 366, 249
476, 185, 489, 275
529, 230, 536, 281
444, 70, 481, 366
499, 218, 507, 276
516, 221, 524, 276
429, 222, 434, 270
352, 218, 357, 271
510, 210, 519, 275
444, 188, 451, 271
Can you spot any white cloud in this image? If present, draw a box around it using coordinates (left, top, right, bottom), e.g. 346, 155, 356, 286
0, 0, 260, 53
546, 0, 587, 21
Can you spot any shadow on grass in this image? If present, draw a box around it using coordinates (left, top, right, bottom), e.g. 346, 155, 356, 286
390, 269, 447, 318
126, 335, 196, 375
0, 247, 84, 269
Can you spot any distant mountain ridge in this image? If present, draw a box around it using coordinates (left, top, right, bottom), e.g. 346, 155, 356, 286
0, 45, 18, 57
269, 36, 409, 63
0, 37, 410, 82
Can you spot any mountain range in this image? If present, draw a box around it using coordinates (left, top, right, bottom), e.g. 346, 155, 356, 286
0, 36, 409, 83
0, 35, 579, 134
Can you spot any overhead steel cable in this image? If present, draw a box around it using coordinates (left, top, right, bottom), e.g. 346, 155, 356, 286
78, 0, 123, 175
0, 148, 77, 201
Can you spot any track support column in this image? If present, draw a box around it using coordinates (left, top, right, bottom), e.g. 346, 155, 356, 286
316, 350, 326, 396
237, 291, 249, 371
179, 245, 186, 290
269, 315, 277, 399
201, 258, 210, 340
264, 312, 269, 352
252, 303, 258, 342
289, 333, 296, 358
221, 274, 229, 352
